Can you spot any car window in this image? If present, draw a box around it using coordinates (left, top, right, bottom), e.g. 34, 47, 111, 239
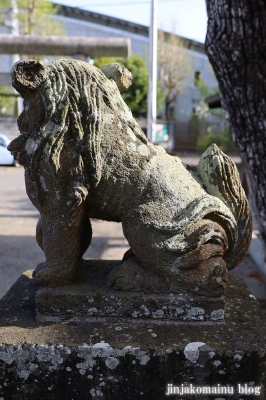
0, 138, 5, 147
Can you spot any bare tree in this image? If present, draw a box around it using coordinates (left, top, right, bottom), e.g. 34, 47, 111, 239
157, 29, 191, 120
205, 0, 266, 249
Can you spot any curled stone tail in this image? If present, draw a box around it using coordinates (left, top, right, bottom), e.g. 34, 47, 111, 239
197, 144, 252, 269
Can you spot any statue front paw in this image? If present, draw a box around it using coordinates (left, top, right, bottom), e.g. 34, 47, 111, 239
32, 262, 75, 286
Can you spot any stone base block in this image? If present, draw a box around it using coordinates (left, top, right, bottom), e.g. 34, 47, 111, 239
0, 269, 265, 399
36, 259, 225, 323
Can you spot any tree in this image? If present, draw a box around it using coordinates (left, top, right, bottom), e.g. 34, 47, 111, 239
0, 86, 17, 116
205, 1, 266, 248
157, 29, 191, 120
94, 54, 164, 117
0, 0, 64, 36
0, 1, 10, 30
0, 0, 65, 115
0, 0, 65, 56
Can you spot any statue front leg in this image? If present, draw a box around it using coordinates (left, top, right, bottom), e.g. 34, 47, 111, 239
33, 191, 90, 286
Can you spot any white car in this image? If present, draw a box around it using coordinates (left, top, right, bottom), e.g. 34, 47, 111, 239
0, 133, 19, 167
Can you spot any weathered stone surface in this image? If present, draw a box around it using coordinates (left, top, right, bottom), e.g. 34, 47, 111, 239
35, 260, 225, 323
0, 272, 265, 399
101, 62, 132, 92
8, 58, 252, 297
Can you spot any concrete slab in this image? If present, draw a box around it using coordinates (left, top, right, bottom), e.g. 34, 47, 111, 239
231, 255, 266, 301
248, 230, 266, 276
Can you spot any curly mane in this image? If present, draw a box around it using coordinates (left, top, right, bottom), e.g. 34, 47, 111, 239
21, 59, 147, 186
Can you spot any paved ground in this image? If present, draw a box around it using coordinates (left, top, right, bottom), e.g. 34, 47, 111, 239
1, 164, 266, 316
0, 166, 129, 298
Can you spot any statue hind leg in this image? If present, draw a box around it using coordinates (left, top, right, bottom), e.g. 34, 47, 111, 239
109, 212, 229, 297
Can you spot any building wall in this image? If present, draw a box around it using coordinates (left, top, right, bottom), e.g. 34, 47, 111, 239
55, 15, 150, 58
0, 8, 15, 78
54, 12, 219, 127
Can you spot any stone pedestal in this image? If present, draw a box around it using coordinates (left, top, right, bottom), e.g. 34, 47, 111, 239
0, 266, 265, 400
36, 260, 225, 323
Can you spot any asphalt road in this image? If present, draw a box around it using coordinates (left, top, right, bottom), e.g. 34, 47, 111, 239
0, 166, 129, 298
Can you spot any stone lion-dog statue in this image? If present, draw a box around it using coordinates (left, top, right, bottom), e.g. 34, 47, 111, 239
8, 59, 252, 297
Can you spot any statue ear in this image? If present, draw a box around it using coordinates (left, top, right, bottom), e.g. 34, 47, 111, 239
101, 63, 132, 92
11, 59, 47, 92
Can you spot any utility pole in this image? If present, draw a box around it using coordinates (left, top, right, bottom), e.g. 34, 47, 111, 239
147, 0, 157, 142
10, 0, 19, 37
10, 0, 23, 115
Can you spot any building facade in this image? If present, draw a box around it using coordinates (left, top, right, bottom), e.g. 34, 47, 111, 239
0, 3, 222, 150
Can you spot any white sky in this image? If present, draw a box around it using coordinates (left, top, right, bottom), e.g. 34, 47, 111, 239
54, 0, 208, 43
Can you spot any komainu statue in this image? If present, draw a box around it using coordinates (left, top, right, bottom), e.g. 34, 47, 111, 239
8, 59, 252, 297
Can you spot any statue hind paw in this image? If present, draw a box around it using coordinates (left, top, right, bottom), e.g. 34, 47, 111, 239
108, 256, 169, 293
